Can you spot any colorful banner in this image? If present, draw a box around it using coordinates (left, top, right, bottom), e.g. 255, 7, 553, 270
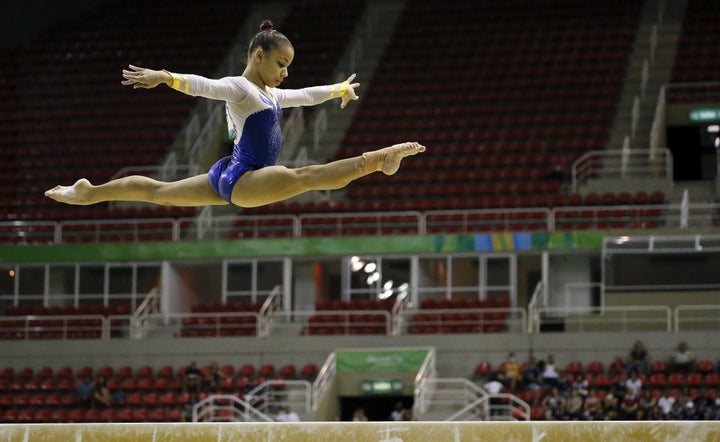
0, 231, 610, 263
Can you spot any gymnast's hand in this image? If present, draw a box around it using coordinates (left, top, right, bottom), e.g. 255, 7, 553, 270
340, 73, 360, 109
121, 65, 169, 89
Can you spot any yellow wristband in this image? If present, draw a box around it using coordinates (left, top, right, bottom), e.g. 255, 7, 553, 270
329, 81, 349, 98
163, 70, 183, 91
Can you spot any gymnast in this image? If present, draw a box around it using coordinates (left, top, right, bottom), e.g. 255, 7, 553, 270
45, 20, 425, 208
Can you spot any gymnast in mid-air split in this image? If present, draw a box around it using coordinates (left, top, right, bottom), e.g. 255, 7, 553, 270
45, 20, 425, 209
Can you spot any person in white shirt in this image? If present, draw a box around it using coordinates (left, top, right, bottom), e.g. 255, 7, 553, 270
657, 391, 676, 416
275, 405, 300, 422
625, 370, 643, 397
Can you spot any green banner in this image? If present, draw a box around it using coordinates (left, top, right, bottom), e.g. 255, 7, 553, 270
336, 349, 429, 373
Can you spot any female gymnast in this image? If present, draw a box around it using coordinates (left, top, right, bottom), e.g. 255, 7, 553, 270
45, 20, 425, 208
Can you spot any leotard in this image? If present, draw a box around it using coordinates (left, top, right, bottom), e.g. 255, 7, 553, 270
168, 73, 343, 202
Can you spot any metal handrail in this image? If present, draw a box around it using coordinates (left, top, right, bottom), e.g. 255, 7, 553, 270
674, 304, 720, 332
532, 305, 672, 333
312, 351, 337, 411
192, 394, 273, 423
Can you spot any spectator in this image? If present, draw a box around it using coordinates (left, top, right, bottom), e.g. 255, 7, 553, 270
583, 388, 604, 421
181, 393, 201, 422
625, 370, 643, 397
636, 388, 657, 420
571, 373, 589, 393
611, 372, 629, 399
603, 393, 619, 420
626, 340, 650, 374
483, 374, 505, 417
619, 392, 639, 420
275, 405, 300, 422
657, 390, 676, 417
202, 361, 229, 393
76, 376, 95, 407
522, 358, 542, 407
93, 376, 112, 408
499, 351, 522, 391
670, 342, 695, 373
542, 387, 566, 420
183, 361, 202, 394
390, 402, 404, 421
564, 388, 584, 420
541, 354, 560, 388
400, 409, 415, 421
352, 408, 368, 421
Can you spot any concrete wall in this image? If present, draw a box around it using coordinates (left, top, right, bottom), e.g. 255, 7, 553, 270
0, 331, 714, 379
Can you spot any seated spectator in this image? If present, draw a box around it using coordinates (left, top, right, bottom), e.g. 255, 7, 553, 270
636, 388, 657, 420
619, 392, 639, 420
542, 387, 566, 420
181, 393, 200, 422
498, 351, 522, 391
93, 376, 112, 408
183, 361, 202, 394
583, 388, 604, 421
390, 401, 404, 421
202, 361, 229, 393
611, 372, 629, 398
521, 357, 542, 407
541, 354, 561, 388
670, 341, 695, 373
626, 340, 650, 374
625, 370, 643, 397
564, 388, 584, 420
657, 390, 676, 417
603, 393, 619, 420
275, 405, 300, 422
76, 376, 95, 407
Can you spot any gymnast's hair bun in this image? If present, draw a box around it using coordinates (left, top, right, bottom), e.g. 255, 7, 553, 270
259, 20, 274, 32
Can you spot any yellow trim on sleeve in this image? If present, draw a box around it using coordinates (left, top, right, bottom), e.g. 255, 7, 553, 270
328, 81, 349, 98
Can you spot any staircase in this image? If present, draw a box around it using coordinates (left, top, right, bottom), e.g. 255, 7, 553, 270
607, 0, 687, 151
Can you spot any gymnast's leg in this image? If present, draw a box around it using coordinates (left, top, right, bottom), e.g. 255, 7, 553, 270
230, 141, 425, 207
44, 174, 229, 207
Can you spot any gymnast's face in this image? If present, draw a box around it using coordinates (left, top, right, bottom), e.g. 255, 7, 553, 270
253, 44, 294, 88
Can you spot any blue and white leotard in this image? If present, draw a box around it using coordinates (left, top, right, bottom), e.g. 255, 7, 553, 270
168, 73, 342, 202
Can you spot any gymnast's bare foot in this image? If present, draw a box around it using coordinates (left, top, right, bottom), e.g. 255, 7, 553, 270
44, 178, 93, 205
363, 142, 426, 175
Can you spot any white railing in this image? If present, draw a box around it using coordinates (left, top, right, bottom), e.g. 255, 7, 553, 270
245, 379, 313, 418
631, 95, 640, 141
2, 302, 719, 341
401, 307, 527, 334
312, 351, 337, 412
135, 311, 261, 338
529, 305, 672, 333
313, 108, 328, 152
109, 161, 200, 182
413, 347, 437, 414
269, 310, 392, 336
649, 85, 666, 160
281, 107, 305, 161
417, 377, 485, 418
0, 315, 109, 340
571, 148, 672, 191
192, 394, 273, 423
675, 305, 720, 332
131, 287, 160, 339
527, 281, 545, 333
257, 285, 281, 337
8, 200, 720, 246
446, 392, 530, 421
